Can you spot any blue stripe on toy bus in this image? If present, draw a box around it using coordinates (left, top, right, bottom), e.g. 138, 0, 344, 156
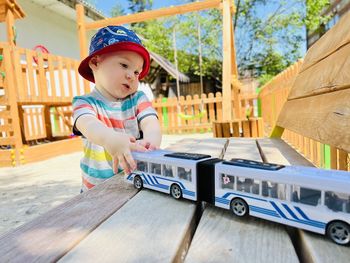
127, 174, 132, 180
222, 192, 267, 202
215, 197, 230, 205
282, 204, 299, 220
147, 174, 155, 185
270, 201, 325, 229
183, 190, 195, 197
250, 205, 280, 218
155, 176, 186, 189
153, 176, 160, 184
294, 206, 310, 220
141, 174, 150, 185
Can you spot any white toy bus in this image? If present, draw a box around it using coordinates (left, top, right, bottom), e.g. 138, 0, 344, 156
126, 150, 350, 246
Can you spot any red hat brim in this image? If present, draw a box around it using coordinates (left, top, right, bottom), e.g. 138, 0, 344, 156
78, 42, 150, 83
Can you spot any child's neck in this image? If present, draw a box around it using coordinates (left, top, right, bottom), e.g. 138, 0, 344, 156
94, 86, 123, 102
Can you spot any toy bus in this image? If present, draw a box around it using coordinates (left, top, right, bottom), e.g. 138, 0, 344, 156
125, 150, 350, 246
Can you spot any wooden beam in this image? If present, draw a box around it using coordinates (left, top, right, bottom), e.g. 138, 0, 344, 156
222, 0, 233, 121
85, 0, 222, 30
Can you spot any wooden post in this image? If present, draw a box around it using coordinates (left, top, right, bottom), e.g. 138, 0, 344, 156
230, 5, 241, 120
76, 4, 90, 94
3, 45, 23, 165
221, 0, 232, 121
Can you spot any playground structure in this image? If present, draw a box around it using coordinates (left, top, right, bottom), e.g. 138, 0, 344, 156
0, 0, 348, 171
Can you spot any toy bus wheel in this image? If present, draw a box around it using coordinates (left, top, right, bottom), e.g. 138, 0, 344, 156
230, 198, 249, 217
133, 175, 143, 189
170, 184, 182, 199
327, 221, 350, 246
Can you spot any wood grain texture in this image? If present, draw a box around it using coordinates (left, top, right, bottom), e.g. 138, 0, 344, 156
300, 11, 350, 73
257, 138, 350, 263
59, 190, 198, 263
0, 174, 137, 263
185, 138, 298, 263
185, 207, 299, 263
59, 138, 227, 263
276, 89, 350, 152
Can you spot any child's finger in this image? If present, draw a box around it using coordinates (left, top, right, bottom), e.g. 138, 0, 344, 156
131, 142, 148, 152
113, 158, 119, 174
118, 155, 130, 174
129, 136, 136, 143
124, 152, 136, 172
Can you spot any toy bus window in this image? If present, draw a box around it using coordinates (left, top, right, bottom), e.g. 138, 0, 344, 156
178, 167, 192, 182
262, 181, 286, 200
221, 174, 234, 189
325, 191, 350, 213
150, 163, 161, 175
136, 161, 148, 172
292, 185, 321, 206
163, 164, 174, 178
237, 177, 259, 194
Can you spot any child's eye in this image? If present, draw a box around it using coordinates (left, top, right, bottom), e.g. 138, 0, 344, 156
134, 71, 140, 76
120, 63, 128, 68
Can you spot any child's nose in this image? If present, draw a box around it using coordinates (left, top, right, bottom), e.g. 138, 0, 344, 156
126, 71, 135, 81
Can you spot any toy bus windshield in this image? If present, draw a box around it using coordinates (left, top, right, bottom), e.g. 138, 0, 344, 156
164, 152, 211, 160
222, 159, 285, 171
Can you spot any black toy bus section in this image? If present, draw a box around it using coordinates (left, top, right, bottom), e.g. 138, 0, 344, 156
164, 152, 211, 160
196, 158, 223, 204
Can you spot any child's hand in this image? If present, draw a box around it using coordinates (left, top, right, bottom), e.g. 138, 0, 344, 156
105, 133, 148, 175
136, 139, 159, 150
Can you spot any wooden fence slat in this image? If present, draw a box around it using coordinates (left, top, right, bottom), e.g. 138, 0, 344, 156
25, 49, 36, 102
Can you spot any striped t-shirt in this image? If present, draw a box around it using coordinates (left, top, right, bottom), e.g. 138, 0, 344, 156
72, 88, 158, 191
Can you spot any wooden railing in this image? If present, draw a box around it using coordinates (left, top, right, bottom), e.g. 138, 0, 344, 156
152, 92, 257, 134
259, 60, 349, 171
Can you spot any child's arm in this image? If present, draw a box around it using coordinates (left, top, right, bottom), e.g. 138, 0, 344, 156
139, 115, 162, 149
75, 114, 147, 173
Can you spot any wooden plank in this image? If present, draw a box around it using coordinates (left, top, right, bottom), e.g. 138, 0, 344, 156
223, 138, 261, 161
257, 138, 350, 263
22, 137, 82, 164
185, 207, 298, 263
0, 172, 138, 262
222, 0, 233, 121
85, 0, 222, 30
185, 139, 298, 263
300, 11, 350, 73
25, 50, 36, 101
289, 42, 350, 100
277, 89, 350, 152
60, 190, 197, 263
231, 120, 240, 136
59, 139, 227, 262
242, 120, 250, 137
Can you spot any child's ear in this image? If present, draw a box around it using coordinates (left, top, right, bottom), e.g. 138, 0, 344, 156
88, 56, 100, 70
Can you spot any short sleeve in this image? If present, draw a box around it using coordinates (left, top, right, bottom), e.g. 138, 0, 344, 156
135, 91, 158, 122
72, 96, 97, 135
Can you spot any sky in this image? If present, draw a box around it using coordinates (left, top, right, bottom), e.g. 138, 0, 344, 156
89, 1, 307, 60
92, 0, 188, 17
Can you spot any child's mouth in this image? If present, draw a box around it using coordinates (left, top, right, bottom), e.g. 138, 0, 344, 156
122, 84, 130, 90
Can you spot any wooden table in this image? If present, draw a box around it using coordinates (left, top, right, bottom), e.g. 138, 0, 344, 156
0, 138, 349, 263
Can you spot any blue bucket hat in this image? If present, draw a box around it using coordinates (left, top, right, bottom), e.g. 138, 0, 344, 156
78, 26, 150, 83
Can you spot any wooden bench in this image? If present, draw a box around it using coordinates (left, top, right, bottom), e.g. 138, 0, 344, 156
1, 137, 348, 262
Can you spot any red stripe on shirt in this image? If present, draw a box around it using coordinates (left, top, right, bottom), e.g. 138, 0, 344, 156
97, 114, 136, 129
74, 104, 95, 111
136, 101, 152, 115
82, 177, 95, 189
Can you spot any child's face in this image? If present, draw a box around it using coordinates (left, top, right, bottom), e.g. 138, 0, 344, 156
89, 50, 144, 100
